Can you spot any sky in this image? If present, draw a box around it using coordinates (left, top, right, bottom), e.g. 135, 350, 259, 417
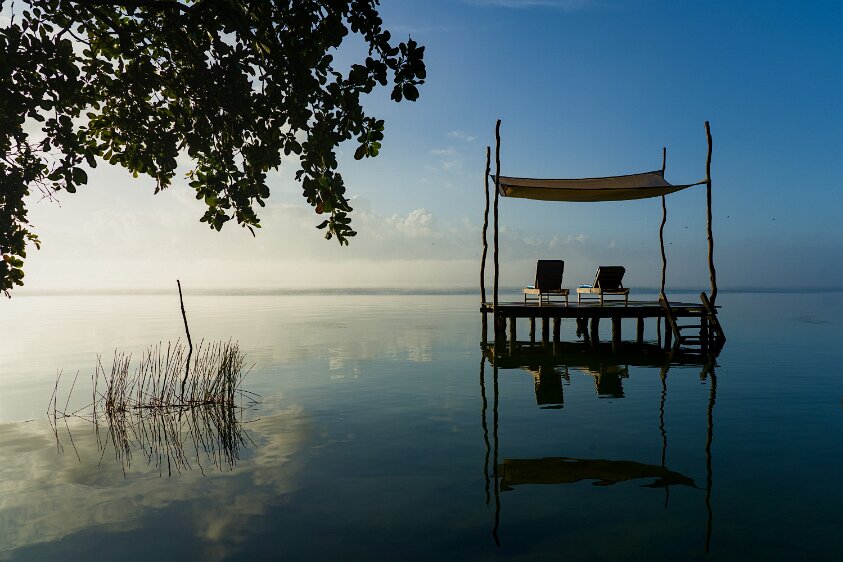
13, 0, 843, 292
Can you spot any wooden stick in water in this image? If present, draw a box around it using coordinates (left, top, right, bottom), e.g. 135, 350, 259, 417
177, 280, 193, 396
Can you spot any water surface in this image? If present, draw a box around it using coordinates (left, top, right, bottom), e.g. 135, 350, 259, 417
0, 291, 841, 560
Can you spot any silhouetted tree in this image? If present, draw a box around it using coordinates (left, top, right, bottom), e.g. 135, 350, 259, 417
0, 0, 425, 295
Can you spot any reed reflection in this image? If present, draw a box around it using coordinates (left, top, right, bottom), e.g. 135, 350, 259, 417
49, 340, 259, 476
479, 341, 719, 553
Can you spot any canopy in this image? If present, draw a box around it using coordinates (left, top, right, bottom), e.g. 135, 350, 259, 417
496, 170, 705, 202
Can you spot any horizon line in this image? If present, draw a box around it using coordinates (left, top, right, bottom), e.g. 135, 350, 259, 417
9, 286, 843, 297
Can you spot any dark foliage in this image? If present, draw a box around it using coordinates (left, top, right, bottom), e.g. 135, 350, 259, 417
0, 0, 425, 295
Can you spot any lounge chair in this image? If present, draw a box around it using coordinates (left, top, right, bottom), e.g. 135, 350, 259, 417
524, 260, 569, 305
576, 266, 629, 305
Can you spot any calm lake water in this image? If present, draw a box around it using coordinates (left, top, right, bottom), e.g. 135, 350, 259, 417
1, 291, 841, 561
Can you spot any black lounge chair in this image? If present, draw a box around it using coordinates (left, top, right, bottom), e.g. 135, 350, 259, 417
576, 266, 629, 305
524, 260, 569, 305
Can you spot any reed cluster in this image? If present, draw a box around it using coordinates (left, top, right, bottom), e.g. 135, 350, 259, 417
48, 339, 258, 475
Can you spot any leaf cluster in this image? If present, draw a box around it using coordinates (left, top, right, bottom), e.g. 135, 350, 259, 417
0, 0, 425, 295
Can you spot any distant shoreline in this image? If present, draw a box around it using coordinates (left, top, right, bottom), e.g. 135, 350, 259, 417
10, 286, 843, 297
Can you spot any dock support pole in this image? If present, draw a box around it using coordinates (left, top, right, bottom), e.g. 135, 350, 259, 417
664, 320, 672, 350
508, 316, 517, 344
481, 147, 490, 306
493, 120, 501, 313
637, 317, 644, 345
660, 147, 668, 295
529, 317, 536, 343
705, 121, 718, 306
553, 317, 561, 344
612, 317, 621, 352
541, 317, 549, 346
590, 318, 600, 345
482, 313, 488, 343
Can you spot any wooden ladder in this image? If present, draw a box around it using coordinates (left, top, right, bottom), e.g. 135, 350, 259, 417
699, 292, 726, 345
660, 292, 705, 351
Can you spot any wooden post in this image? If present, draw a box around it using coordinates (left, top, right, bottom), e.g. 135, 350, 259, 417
664, 319, 672, 350
508, 316, 517, 343
701, 314, 709, 353
553, 317, 561, 344
657, 317, 662, 348
529, 317, 536, 343
637, 317, 644, 344
612, 317, 621, 352
659, 146, 669, 343
497, 314, 508, 345
578, 318, 590, 344
705, 121, 718, 306
482, 313, 488, 343
590, 317, 600, 344
493, 120, 501, 311
660, 194, 667, 294
481, 147, 491, 305
541, 317, 549, 346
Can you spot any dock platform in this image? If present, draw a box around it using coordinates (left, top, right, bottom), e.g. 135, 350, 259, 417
481, 298, 716, 352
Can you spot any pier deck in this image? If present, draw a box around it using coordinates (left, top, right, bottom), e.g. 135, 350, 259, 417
482, 299, 704, 318
481, 298, 714, 351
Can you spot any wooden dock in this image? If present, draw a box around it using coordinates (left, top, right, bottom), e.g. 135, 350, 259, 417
481, 297, 721, 353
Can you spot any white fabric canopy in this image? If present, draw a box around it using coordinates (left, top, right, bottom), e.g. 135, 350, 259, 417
496, 170, 705, 202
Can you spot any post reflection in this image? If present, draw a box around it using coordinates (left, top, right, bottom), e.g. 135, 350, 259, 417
479, 341, 719, 554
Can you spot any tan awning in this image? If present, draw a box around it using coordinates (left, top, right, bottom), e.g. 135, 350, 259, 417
496, 170, 705, 202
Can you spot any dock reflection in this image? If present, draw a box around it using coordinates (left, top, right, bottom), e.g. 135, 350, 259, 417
479, 342, 719, 553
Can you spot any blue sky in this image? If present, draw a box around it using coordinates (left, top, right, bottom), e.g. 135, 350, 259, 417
15, 0, 843, 291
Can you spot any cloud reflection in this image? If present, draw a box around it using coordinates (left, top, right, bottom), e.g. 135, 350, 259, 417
0, 402, 312, 560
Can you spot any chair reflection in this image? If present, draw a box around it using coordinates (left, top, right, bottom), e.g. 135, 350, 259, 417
484, 341, 683, 403
531, 365, 568, 408
574, 364, 628, 399
479, 342, 719, 553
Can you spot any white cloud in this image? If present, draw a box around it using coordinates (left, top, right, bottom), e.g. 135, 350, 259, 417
386, 208, 436, 237
446, 131, 477, 143
428, 147, 463, 172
